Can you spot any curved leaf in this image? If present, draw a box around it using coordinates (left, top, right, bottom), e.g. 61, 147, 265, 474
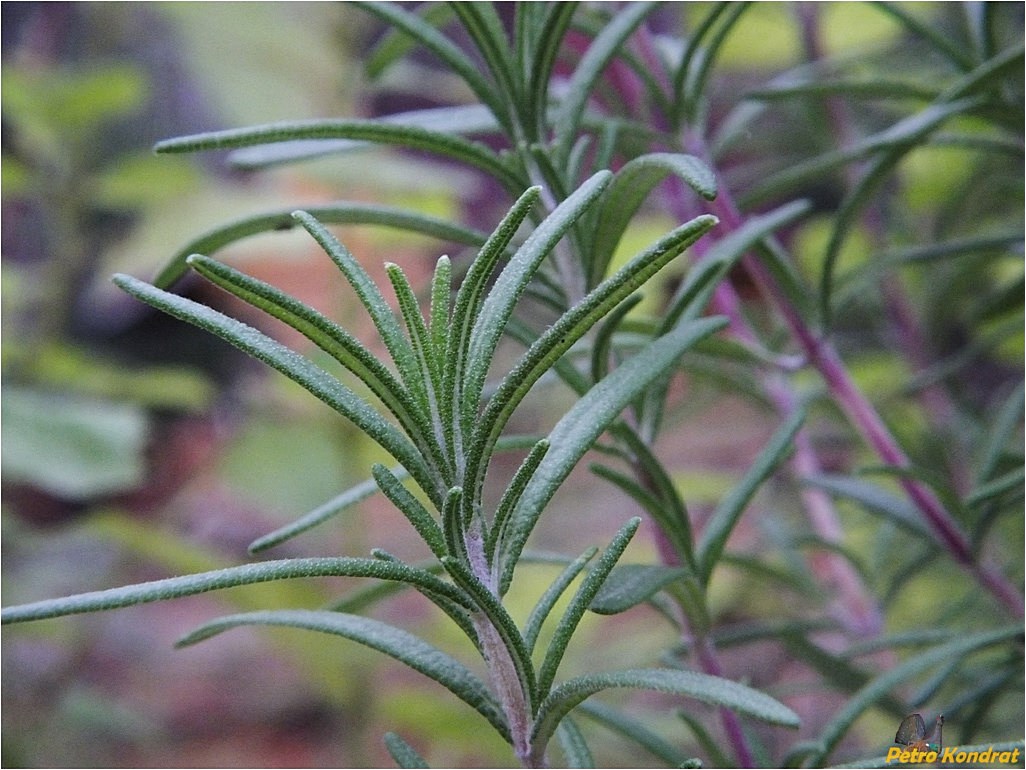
577, 701, 695, 768
1, 557, 471, 624
175, 609, 508, 741
800, 626, 1022, 765
354, 1, 512, 135
154, 119, 520, 190
249, 466, 410, 553
591, 153, 717, 286
531, 667, 800, 754
696, 407, 805, 582
384, 732, 430, 769
536, 518, 641, 698
523, 546, 597, 654
111, 274, 436, 500
467, 214, 719, 514
154, 201, 489, 289
555, 716, 593, 768
587, 563, 690, 616
461, 171, 612, 433
186, 254, 438, 469
497, 315, 728, 595
445, 186, 541, 457
226, 104, 502, 169
552, 2, 660, 163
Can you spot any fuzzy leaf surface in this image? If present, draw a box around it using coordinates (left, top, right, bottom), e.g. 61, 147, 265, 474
1, 557, 470, 624
462, 171, 611, 430
531, 668, 800, 752
154, 119, 518, 189
696, 407, 805, 582
591, 153, 717, 285
587, 564, 690, 615
175, 609, 508, 740
249, 467, 410, 553
497, 316, 727, 594
468, 214, 718, 510
154, 202, 488, 288
384, 732, 430, 769
111, 274, 435, 496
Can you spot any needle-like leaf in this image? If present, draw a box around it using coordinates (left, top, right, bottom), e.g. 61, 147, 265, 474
1, 557, 471, 624
176, 609, 509, 741
497, 316, 727, 595
111, 273, 436, 500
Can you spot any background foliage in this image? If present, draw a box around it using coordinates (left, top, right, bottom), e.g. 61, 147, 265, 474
2, 3, 1023, 768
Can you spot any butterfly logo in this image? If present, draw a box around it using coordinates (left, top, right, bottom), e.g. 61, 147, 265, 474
894, 713, 944, 753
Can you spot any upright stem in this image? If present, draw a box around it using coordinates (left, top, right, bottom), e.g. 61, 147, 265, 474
464, 520, 539, 765
699, 151, 1024, 620
694, 635, 756, 768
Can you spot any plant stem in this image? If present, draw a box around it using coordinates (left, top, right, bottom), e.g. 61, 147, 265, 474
694, 142, 1024, 620
464, 515, 539, 765
694, 634, 756, 768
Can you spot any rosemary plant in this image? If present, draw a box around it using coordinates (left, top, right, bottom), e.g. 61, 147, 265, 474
3, 3, 1022, 767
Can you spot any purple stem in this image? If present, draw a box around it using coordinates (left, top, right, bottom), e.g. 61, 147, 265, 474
700, 163, 1024, 619
796, 3, 973, 497
695, 635, 757, 767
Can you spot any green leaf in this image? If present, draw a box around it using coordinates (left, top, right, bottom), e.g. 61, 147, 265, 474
800, 626, 1022, 765
496, 315, 727, 595
531, 668, 800, 755
185, 254, 436, 468
974, 381, 1024, 485
552, 2, 660, 163
445, 186, 541, 453
111, 273, 437, 500
589, 294, 643, 383
1, 557, 471, 625
676, 2, 751, 126
365, 3, 455, 79
386, 262, 445, 432
175, 609, 508, 741
742, 97, 985, 206
662, 199, 811, 332
587, 564, 690, 615
461, 171, 612, 433
696, 407, 805, 583
354, 1, 513, 136
373, 464, 448, 561
154, 118, 519, 190
292, 211, 430, 423
677, 709, 732, 768
611, 427, 698, 569
487, 439, 551, 560
870, 2, 975, 71
746, 77, 940, 103
467, 213, 719, 513
441, 486, 467, 563
526, 3, 578, 138
590, 153, 718, 286
249, 466, 410, 553
536, 518, 641, 698
577, 701, 695, 768
450, 4, 523, 132
555, 716, 594, 768
802, 474, 934, 539
523, 547, 597, 655
429, 256, 453, 371
589, 462, 694, 570
384, 732, 430, 769
154, 202, 488, 289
